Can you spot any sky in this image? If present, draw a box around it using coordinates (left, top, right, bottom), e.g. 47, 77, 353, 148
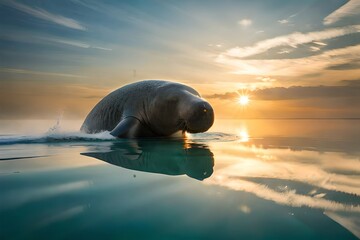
0, 0, 360, 119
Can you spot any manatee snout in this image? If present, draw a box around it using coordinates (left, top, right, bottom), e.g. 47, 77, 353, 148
186, 101, 214, 133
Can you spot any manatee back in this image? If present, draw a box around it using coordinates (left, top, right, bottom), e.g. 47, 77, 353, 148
81, 80, 166, 133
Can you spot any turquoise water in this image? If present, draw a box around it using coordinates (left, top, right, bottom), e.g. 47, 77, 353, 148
0, 120, 359, 239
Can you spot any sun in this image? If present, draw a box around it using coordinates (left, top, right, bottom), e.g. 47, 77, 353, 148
238, 95, 250, 106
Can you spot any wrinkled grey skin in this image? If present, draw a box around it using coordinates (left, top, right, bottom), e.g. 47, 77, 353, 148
81, 80, 214, 138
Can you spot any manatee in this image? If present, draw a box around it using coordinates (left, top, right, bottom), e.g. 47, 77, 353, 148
81, 80, 214, 138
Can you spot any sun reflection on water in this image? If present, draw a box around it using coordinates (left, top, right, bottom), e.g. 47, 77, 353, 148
237, 129, 250, 142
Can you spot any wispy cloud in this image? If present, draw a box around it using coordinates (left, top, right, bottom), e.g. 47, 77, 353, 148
327, 60, 360, 70
216, 44, 360, 76
324, 0, 360, 25
309, 46, 321, 52
278, 12, 297, 25
2, 1, 86, 31
49, 38, 112, 50
0, 68, 86, 78
278, 19, 289, 24
257, 76, 276, 83
0, 30, 111, 51
50, 38, 91, 48
238, 19, 252, 27
206, 84, 360, 101
313, 41, 327, 46
91, 46, 112, 51
277, 48, 293, 54
223, 25, 360, 58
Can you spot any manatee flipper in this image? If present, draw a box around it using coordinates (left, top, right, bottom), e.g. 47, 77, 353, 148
110, 117, 154, 138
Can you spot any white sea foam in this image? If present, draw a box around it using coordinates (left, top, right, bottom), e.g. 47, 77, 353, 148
0, 118, 234, 145
0, 116, 116, 144
0, 131, 115, 145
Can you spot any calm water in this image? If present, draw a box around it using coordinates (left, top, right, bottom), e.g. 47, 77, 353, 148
0, 119, 359, 240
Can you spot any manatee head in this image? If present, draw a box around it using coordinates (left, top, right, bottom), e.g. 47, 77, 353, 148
150, 82, 214, 135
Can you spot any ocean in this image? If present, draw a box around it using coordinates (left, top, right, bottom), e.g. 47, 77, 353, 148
0, 119, 359, 239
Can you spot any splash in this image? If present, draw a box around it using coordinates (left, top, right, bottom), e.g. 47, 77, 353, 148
47, 112, 63, 134
0, 117, 115, 145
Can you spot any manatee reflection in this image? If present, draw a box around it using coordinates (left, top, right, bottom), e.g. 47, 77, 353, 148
81, 139, 214, 180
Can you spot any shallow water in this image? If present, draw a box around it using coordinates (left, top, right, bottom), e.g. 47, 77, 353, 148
0, 119, 359, 240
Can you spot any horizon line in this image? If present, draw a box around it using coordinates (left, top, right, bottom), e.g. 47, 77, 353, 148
1, 117, 360, 121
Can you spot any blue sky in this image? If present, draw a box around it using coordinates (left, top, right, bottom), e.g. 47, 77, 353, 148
0, 0, 360, 118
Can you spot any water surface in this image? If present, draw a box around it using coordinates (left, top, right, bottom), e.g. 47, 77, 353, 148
0, 119, 359, 239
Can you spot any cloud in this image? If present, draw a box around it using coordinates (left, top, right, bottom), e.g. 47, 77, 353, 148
0, 30, 111, 51
0, 68, 86, 78
216, 44, 360, 76
326, 61, 360, 70
92, 46, 113, 51
238, 19, 252, 27
277, 12, 298, 25
50, 38, 91, 48
309, 46, 321, 52
313, 41, 327, 46
206, 84, 360, 101
256, 76, 276, 82
2, 1, 86, 31
49, 38, 112, 50
208, 43, 223, 48
324, 0, 360, 25
222, 25, 360, 59
278, 19, 289, 24
341, 79, 360, 86
255, 85, 360, 100
277, 48, 293, 54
